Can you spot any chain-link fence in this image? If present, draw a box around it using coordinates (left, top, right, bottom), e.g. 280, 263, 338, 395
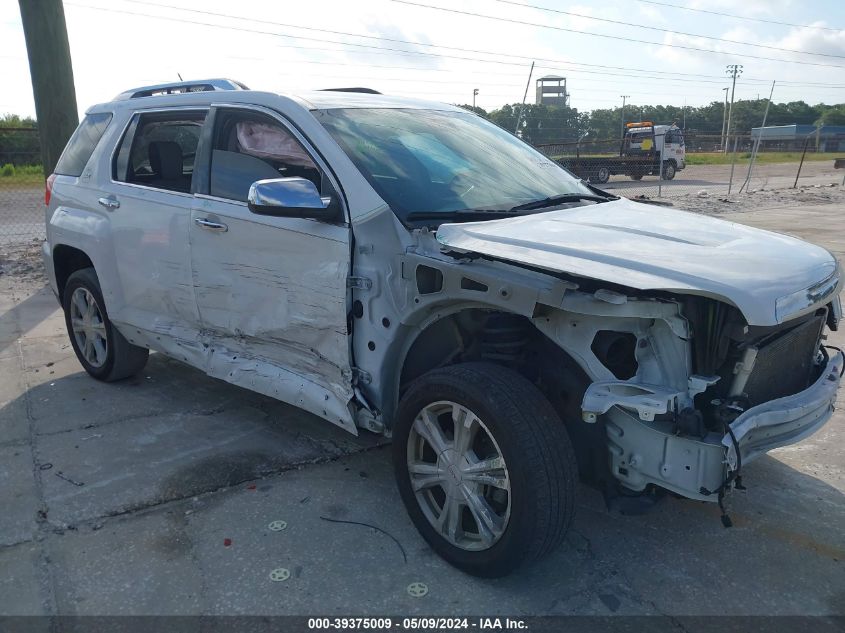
536, 130, 845, 204
1, 125, 844, 247
0, 127, 44, 246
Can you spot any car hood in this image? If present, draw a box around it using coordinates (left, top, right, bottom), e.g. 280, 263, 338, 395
435, 198, 840, 326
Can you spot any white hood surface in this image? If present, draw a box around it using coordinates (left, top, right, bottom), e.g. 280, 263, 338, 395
435, 198, 838, 326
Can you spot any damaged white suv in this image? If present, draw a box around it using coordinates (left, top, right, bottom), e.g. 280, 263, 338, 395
44, 79, 843, 577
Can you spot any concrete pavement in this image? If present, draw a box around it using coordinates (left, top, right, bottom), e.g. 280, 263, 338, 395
0, 201, 843, 617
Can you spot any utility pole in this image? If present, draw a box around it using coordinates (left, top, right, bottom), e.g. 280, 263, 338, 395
720, 86, 729, 151
514, 61, 535, 136
18, 0, 79, 176
620, 95, 629, 139
473, 88, 479, 109
724, 64, 742, 154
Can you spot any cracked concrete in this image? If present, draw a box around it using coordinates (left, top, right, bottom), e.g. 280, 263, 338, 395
0, 202, 843, 616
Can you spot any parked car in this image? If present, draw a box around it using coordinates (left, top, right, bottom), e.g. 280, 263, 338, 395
44, 79, 843, 577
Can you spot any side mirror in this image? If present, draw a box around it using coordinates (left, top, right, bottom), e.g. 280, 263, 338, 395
247, 177, 339, 221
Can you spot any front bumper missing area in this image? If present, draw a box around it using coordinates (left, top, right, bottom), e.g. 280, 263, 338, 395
591, 350, 842, 501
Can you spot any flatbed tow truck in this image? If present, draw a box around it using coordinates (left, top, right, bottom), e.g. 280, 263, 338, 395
556, 121, 686, 184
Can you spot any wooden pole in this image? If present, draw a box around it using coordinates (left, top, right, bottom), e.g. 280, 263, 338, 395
18, 0, 79, 176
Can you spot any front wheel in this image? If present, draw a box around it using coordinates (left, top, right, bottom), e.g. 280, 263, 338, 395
662, 161, 676, 180
393, 362, 577, 577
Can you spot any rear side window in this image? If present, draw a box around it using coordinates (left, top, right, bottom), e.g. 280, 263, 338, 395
113, 110, 207, 193
54, 112, 113, 176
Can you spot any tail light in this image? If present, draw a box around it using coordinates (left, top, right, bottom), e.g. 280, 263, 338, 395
45, 173, 56, 206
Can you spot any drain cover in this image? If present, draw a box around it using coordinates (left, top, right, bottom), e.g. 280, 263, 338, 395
269, 568, 290, 582
407, 582, 428, 598
268, 520, 288, 532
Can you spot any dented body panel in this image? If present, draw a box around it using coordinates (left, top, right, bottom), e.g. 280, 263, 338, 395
45, 84, 843, 509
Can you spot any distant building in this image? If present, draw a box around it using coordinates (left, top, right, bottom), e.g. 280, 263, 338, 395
750, 124, 845, 152
536, 76, 568, 107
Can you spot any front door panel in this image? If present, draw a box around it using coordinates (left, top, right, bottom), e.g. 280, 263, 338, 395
189, 196, 353, 430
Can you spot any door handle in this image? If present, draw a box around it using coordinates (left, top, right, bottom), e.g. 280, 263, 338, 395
98, 197, 120, 210
194, 217, 228, 232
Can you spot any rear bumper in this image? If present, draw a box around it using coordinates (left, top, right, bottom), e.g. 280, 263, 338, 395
724, 350, 843, 468
41, 240, 59, 303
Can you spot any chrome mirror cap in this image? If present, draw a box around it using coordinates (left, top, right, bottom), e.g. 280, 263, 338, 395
247, 177, 337, 220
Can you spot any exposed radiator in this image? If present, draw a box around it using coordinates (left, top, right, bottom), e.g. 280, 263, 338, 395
742, 315, 825, 405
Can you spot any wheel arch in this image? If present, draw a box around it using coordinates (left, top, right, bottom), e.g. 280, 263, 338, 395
52, 244, 95, 303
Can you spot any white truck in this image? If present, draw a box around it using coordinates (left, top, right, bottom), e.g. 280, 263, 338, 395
558, 121, 687, 184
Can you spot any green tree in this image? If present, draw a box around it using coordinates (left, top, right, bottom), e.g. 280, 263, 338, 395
815, 106, 845, 126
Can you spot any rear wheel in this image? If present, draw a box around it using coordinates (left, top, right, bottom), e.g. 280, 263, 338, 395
63, 268, 149, 382
393, 362, 577, 577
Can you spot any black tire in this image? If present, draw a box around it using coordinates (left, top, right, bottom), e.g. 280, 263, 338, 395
662, 161, 676, 180
62, 268, 149, 382
593, 166, 610, 184
393, 362, 577, 577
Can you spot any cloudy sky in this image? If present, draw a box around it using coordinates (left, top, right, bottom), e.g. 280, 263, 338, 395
2, 0, 844, 118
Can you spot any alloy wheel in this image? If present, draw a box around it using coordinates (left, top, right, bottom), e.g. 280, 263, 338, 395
69, 287, 108, 368
406, 401, 511, 551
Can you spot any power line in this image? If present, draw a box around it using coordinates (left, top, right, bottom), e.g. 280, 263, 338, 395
115, 0, 766, 83
490, 0, 845, 59
60, 2, 845, 95
632, 0, 844, 33
69, 0, 818, 90
392, 0, 845, 69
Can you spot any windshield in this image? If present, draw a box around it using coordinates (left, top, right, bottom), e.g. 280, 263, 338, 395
318, 107, 593, 223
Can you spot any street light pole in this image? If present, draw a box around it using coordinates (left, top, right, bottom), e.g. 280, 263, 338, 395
620, 95, 629, 139
724, 64, 742, 154
473, 88, 479, 109
720, 86, 729, 151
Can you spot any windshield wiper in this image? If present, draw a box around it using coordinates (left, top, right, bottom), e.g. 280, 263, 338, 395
509, 193, 612, 212
406, 209, 526, 222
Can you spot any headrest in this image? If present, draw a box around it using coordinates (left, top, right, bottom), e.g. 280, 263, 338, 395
149, 141, 183, 180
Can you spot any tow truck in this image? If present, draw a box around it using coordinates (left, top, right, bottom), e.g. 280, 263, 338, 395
556, 121, 686, 184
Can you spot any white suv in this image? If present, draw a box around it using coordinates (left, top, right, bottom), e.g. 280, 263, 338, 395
44, 79, 843, 577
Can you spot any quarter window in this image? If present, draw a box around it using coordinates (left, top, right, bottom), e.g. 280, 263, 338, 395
54, 112, 113, 177
208, 110, 321, 203
113, 110, 207, 193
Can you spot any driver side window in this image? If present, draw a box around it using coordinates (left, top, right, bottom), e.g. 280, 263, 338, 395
208, 110, 322, 203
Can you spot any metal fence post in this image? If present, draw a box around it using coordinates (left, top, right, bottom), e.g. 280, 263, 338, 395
793, 133, 812, 189
658, 132, 664, 197
727, 136, 739, 195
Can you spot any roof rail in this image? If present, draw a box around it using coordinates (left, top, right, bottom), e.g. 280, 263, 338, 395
113, 78, 249, 101
320, 87, 382, 95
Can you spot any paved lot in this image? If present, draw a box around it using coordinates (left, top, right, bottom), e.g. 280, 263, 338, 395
601, 157, 843, 198
0, 200, 843, 617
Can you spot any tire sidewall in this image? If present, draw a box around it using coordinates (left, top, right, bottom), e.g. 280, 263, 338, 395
596, 167, 610, 183
393, 373, 541, 575
62, 269, 117, 380
663, 162, 676, 180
